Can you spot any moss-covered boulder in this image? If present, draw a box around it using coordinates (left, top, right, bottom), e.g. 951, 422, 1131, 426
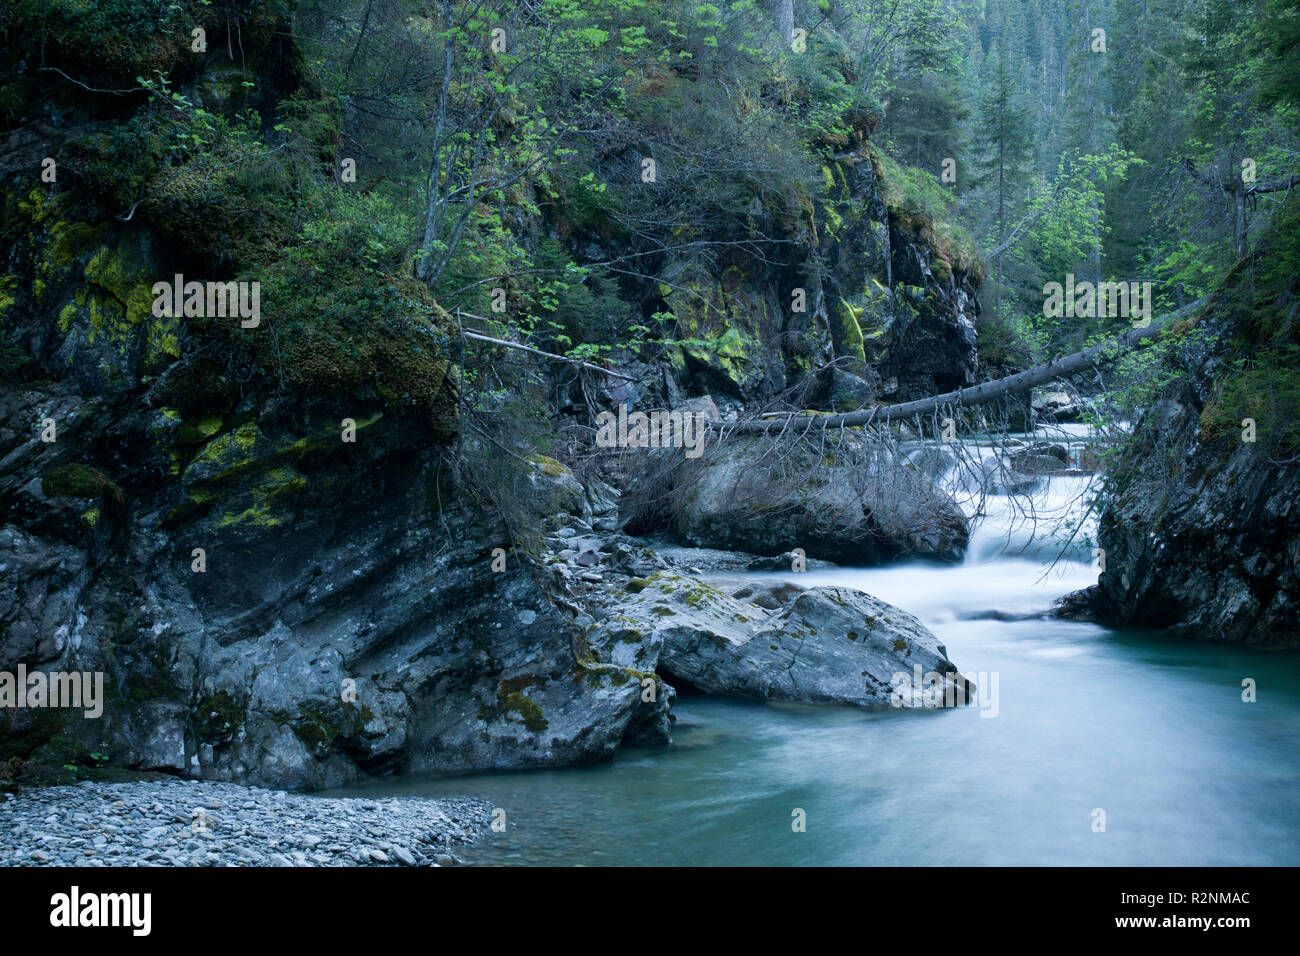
599, 573, 973, 708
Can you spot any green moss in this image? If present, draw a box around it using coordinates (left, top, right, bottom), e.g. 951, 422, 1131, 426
186, 422, 265, 482
82, 244, 155, 327
477, 676, 551, 733
195, 691, 244, 743
833, 300, 867, 363
41, 463, 123, 504
0, 274, 16, 318
500, 693, 546, 733
291, 707, 342, 756
212, 466, 308, 530
169, 418, 359, 529
82, 241, 182, 368
173, 414, 224, 446
1200, 346, 1300, 452
528, 454, 569, 479
662, 275, 764, 389
492, 678, 549, 733
18, 193, 180, 372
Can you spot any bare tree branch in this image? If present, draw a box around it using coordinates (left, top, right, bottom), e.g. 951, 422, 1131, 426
709, 298, 1207, 434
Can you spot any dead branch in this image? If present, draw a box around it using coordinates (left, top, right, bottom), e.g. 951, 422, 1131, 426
708, 298, 1207, 435
456, 310, 637, 381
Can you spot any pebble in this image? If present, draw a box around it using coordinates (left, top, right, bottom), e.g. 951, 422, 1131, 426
0, 781, 490, 868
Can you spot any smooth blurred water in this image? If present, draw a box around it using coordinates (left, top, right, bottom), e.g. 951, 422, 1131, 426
327, 452, 1300, 866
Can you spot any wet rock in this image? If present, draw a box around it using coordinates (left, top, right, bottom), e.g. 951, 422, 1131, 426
661, 438, 968, 564
728, 579, 808, 609
744, 552, 835, 572
1007, 443, 1069, 475
973, 456, 1042, 496
1058, 280, 1300, 645
604, 572, 972, 708
1031, 388, 1086, 422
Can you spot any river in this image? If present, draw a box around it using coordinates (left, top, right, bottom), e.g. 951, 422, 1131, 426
326, 431, 1300, 865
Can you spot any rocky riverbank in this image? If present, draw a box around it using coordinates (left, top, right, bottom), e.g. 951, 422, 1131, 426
0, 780, 490, 867
1055, 224, 1300, 647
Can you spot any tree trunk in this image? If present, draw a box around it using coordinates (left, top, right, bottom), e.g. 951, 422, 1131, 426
1235, 190, 1248, 260
415, 0, 455, 283
774, 0, 794, 47
708, 298, 1206, 434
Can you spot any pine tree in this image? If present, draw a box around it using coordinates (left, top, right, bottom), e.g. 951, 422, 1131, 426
971, 46, 1035, 316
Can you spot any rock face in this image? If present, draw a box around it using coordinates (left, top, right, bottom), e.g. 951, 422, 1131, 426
817, 154, 982, 404
590, 574, 972, 708
1060, 393, 1300, 646
584, 150, 981, 416
660, 437, 968, 564
0, 381, 671, 788
1058, 236, 1300, 647
878, 269, 980, 399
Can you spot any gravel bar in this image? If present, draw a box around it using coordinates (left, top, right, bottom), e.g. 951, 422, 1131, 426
0, 780, 491, 867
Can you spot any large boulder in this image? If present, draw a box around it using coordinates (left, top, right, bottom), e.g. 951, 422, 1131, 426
1059, 395, 1300, 646
663, 436, 968, 563
590, 573, 973, 708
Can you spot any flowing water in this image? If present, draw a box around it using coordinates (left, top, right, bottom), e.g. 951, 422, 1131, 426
327, 429, 1300, 865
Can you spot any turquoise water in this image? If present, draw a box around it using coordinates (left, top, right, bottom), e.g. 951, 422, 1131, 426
327, 468, 1300, 865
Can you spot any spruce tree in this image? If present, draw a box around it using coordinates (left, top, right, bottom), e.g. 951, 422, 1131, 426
972, 46, 1035, 317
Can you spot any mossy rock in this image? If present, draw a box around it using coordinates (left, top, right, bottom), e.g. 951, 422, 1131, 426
41, 463, 123, 505
527, 454, 570, 479
290, 704, 362, 759
144, 151, 294, 273
170, 417, 360, 531
486, 676, 550, 733
195, 690, 244, 744
247, 247, 458, 437
832, 299, 867, 364
499, 692, 548, 733
7, 0, 200, 87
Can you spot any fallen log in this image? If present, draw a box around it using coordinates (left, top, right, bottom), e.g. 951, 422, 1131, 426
707, 298, 1207, 435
